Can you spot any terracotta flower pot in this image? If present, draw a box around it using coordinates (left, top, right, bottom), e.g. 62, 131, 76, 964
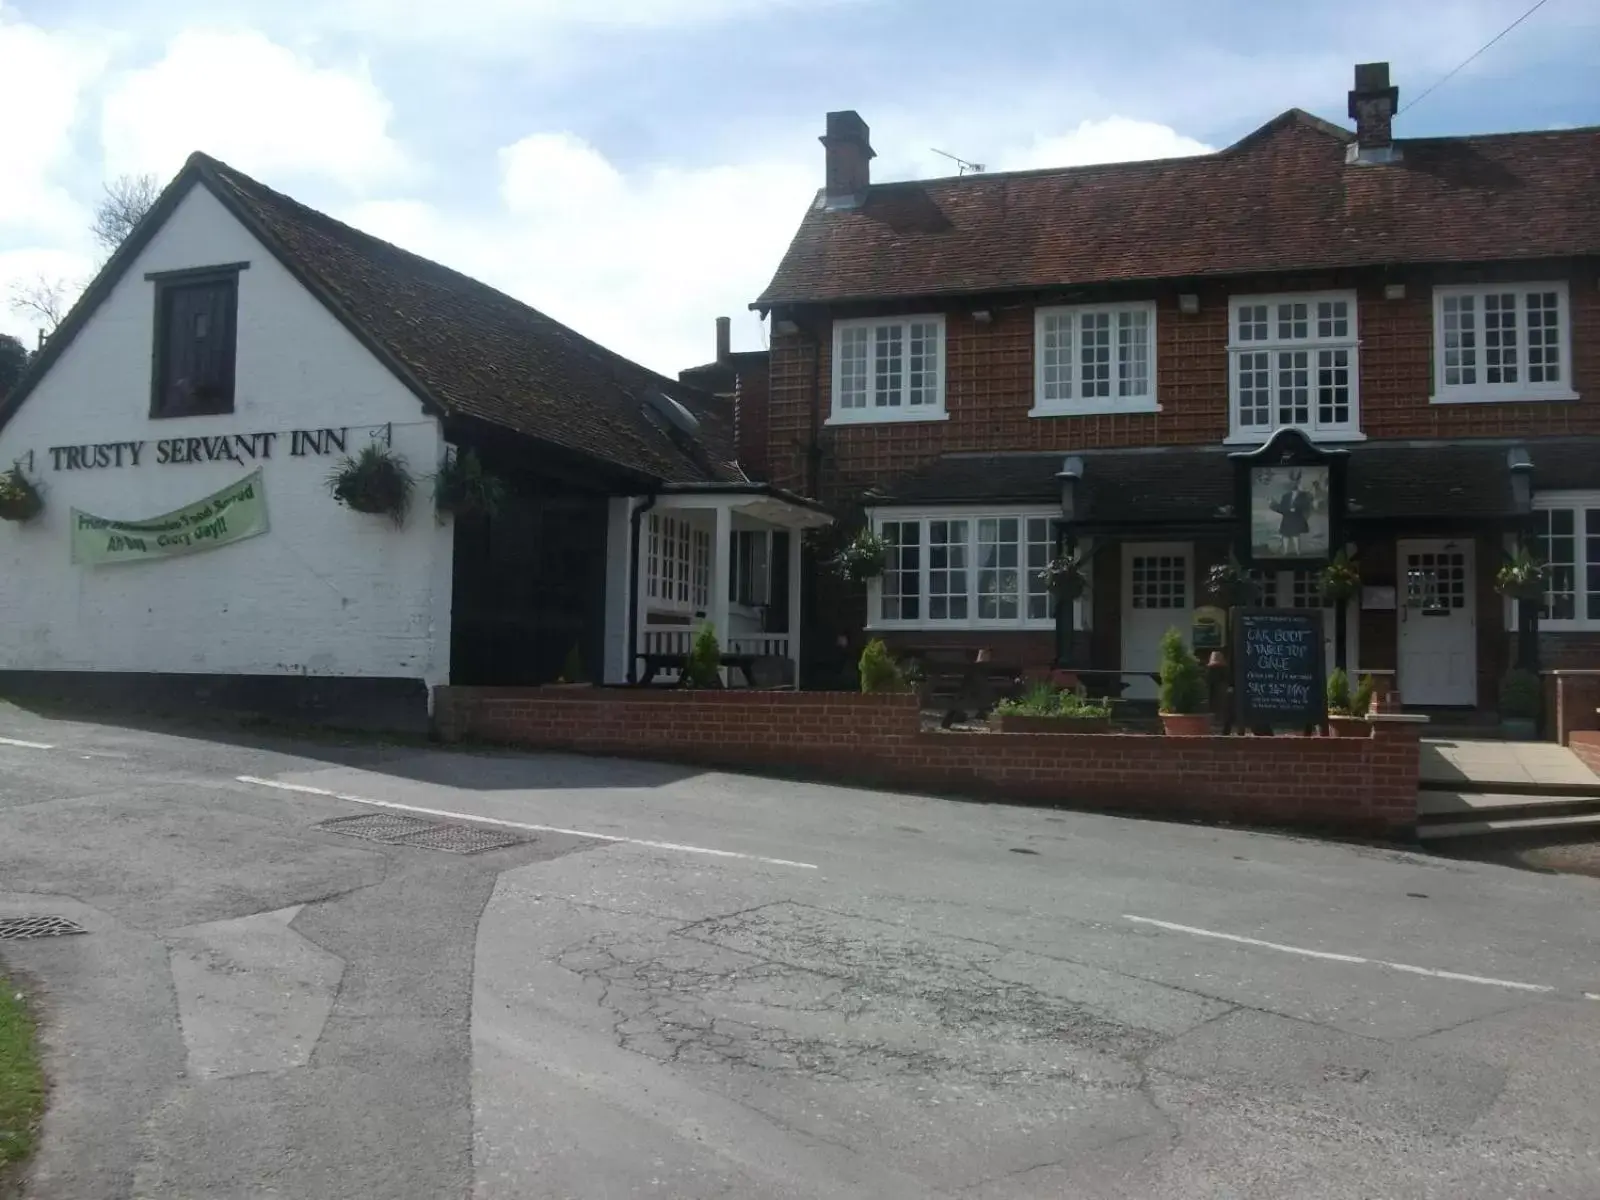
1160, 712, 1212, 737
1327, 714, 1369, 738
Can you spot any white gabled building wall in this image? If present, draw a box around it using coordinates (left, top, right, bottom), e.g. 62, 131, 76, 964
0, 183, 454, 689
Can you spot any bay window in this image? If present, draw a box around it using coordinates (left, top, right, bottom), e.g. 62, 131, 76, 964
1528, 494, 1600, 628
645, 512, 710, 614
1033, 301, 1157, 415
870, 511, 1060, 629
1433, 283, 1575, 403
1227, 292, 1360, 442
830, 315, 946, 423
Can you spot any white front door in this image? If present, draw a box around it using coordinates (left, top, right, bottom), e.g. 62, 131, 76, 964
1122, 542, 1193, 701
1398, 538, 1477, 706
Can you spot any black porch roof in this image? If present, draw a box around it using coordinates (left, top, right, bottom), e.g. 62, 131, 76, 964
874, 437, 1600, 524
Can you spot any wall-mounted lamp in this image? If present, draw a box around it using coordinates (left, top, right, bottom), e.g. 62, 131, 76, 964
773, 319, 799, 335
1383, 283, 1406, 300
972, 309, 993, 324
1056, 455, 1084, 519
1177, 294, 1200, 315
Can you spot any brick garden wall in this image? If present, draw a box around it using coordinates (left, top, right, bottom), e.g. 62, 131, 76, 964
434, 688, 1421, 835
1569, 731, 1600, 776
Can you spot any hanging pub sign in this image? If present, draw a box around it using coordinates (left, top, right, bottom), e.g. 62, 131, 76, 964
70, 470, 269, 565
1229, 427, 1348, 570
1234, 607, 1327, 729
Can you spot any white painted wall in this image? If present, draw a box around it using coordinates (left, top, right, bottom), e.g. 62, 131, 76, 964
0, 183, 454, 688
603, 497, 635, 684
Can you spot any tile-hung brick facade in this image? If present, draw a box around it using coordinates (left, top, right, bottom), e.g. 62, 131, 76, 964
753, 64, 1600, 714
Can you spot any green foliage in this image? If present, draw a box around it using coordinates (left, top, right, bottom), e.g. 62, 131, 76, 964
1325, 667, 1352, 714
993, 682, 1111, 719
0, 975, 44, 1169
558, 644, 584, 685
858, 637, 907, 693
1319, 549, 1361, 602
681, 624, 723, 688
1352, 674, 1376, 717
0, 466, 42, 522
1495, 545, 1548, 602
0, 333, 27, 399
831, 529, 889, 583
329, 442, 413, 524
1038, 552, 1088, 599
433, 447, 506, 520
1499, 668, 1542, 720
1157, 627, 1207, 715
1204, 554, 1258, 607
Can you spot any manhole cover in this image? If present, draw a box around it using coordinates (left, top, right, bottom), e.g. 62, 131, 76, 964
394, 824, 525, 855
320, 813, 436, 842
0, 915, 87, 940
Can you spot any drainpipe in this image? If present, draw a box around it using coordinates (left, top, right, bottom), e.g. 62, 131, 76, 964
626, 494, 659, 684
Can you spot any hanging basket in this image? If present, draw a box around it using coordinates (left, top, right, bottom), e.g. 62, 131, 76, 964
432, 447, 506, 520
0, 467, 43, 523
1495, 547, 1548, 603
830, 529, 889, 583
1039, 553, 1087, 600
1319, 550, 1361, 603
328, 443, 413, 525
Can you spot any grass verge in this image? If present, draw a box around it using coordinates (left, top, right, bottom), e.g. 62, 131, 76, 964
0, 975, 43, 1179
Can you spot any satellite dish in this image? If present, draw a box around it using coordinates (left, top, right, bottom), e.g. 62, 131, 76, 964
647, 390, 701, 437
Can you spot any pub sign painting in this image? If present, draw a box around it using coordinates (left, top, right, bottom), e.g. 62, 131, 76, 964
1249, 464, 1331, 560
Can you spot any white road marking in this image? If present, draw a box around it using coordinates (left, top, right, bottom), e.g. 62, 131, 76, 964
235, 776, 819, 870
0, 736, 55, 750
1124, 914, 1556, 995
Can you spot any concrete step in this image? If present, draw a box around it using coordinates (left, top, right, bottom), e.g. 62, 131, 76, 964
1417, 810, 1600, 840
1418, 790, 1600, 823
1418, 778, 1600, 800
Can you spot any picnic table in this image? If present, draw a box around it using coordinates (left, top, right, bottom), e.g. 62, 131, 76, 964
633, 651, 762, 687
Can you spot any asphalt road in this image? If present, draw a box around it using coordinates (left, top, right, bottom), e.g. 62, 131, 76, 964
2, 704, 1599, 1199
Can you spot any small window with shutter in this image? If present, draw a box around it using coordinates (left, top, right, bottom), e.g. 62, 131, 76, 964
149, 269, 240, 417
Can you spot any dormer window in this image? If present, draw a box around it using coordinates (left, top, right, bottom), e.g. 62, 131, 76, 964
1226, 292, 1361, 443
148, 264, 244, 418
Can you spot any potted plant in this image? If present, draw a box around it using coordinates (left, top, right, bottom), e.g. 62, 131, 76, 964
1352, 673, 1376, 717
547, 644, 591, 687
1158, 627, 1211, 735
433, 447, 506, 521
1204, 554, 1259, 608
1038, 551, 1088, 601
0, 466, 43, 523
1319, 549, 1361, 604
1498, 668, 1542, 740
1324, 667, 1367, 737
859, 637, 908, 693
1494, 545, 1548, 603
681, 624, 723, 688
831, 528, 890, 583
992, 683, 1112, 732
328, 443, 413, 524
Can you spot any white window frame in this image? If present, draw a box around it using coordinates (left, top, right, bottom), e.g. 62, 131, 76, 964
865, 507, 1069, 631
1527, 491, 1600, 631
729, 527, 772, 613
644, 512, 711, 616
1432, 282, 1578, 404
828, 314, 947, 425
1031, 300, 1159, 416
1225, 290, 1363, 444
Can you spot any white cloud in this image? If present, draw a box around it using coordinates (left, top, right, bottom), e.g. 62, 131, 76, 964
100, 30, 407, 189
993, 117, 1214, 172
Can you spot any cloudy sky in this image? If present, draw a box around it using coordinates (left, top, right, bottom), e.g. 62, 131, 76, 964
3, 0, 1596, 375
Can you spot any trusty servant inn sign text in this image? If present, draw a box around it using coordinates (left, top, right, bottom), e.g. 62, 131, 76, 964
48, 427, 350, 471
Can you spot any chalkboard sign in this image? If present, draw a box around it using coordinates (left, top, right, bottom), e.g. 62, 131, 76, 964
1234, 608, 1327, 729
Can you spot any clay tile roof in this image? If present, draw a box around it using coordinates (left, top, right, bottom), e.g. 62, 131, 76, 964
199, 155, 744, 486
755, 111, 1600, 308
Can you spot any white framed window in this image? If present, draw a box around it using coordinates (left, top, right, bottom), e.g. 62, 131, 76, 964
645, 513, 711, 614
1033, 301, 1158, 415
867, 509, 1062, 630
1527, 493, 1600, 629
729, 529, 771, 608
1433, 282, 1576, 403
829, 315, 946, 424
1226, 292, 1361, 443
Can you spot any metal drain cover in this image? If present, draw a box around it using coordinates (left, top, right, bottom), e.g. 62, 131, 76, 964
394, 824, 524, 855
0, 915, 87, 940
318, 813, 525, 855
320, 813, 436, 842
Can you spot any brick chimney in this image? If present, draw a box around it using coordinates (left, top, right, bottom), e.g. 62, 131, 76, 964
715, 316, 731, 363
1347, 62, 1400, 165
820, 110, 875, 209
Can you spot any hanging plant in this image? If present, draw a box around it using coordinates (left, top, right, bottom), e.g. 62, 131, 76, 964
1319, 548, 1361, 602
1494, 544, 1548, 602
0, 466, 42, 523
829, 528, 889, 583
432, 447, 506, 520
1204, 554, 1259, 608
1037, 551, 1088, 600
328, 442, 413, 525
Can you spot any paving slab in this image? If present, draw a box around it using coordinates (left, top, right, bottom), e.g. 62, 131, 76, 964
1421, 738, 1600, 789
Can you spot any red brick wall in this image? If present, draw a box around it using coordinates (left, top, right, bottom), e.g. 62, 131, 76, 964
735, 366, 770, 481
1570, 730, 1600, 775
434, 687, 1421, 835
1548, 673, 1600, 744
764, 260, 1600, 501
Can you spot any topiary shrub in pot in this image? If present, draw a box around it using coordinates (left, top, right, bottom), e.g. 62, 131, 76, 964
681, 624, 723, 688
1325, 667, 1367, 737
1498, 668, 1542, 741
1352, 673, 1377, 717
859, 637, 908, 694
0, 466, 43, 523
1158, 626, 1211, 735
329, 443, 413, 525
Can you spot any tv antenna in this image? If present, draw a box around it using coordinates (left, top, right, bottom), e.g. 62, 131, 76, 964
931, 147, 985, 175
